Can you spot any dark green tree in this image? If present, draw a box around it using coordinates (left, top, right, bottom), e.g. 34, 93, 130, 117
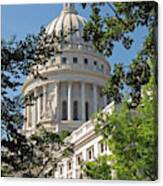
1, 28, 73, 177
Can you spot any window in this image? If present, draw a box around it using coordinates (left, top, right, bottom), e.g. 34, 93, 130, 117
62, 57, 67, 64
76, 153, 82, 166
99, 141, 107, 153
73, 101, 78, 120
59, 165, 63, 175
94, 61, 97, 66
85, 102, 89, 121
100, 143, 104, 153
87, 146, 94, 160
67, 161, 72, 171
73, 57, 78, 64
62, 101, 67, 120
79, 173, 83, 179
101, 64, 104, 72
84, 58, 88, 65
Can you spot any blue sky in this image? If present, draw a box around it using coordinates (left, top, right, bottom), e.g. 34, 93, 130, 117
1, 3, 148, 68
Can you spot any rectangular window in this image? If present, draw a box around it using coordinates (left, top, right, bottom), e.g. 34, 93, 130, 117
100, 143, 104, 153
62, 57, 67, 64
101, 64, 104, 72
84, 58, 88, 64
59, 165, 63, 175
94, 61, 97, 66
73, 57, 78, 64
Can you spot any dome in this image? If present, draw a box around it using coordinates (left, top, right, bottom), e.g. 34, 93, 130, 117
46, 3, 89, 45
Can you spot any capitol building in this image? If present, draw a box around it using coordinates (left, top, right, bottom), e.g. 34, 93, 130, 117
22, 3, 114, 179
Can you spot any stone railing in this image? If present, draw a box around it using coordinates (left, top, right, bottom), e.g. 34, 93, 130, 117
27, 62, 109, 80
65, 101, 114, 144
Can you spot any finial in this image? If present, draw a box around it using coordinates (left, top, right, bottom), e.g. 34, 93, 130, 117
63, 3, 77, 14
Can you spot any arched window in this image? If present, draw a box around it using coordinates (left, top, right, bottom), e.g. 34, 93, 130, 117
73, 101, 78, 120
85, 101, 89, 121
62, 101, 67, 120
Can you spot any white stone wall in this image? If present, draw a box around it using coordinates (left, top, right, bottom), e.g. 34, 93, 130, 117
55, 135, 111, 179
54, 103, 114, 179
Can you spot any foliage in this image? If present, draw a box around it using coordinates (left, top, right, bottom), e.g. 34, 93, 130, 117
1, 126, 72, 177
82, 2, 157, 108
83, 155, 112, 180
1, 28, 72, 177
1, 2, 158, 179
82, 2, 157, 180
87, 71, 157, 180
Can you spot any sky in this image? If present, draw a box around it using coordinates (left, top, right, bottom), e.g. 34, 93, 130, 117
1, 3, 148, 68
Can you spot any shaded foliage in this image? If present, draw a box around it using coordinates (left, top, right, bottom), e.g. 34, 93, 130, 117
1, 27, 73, 177
1, 126, 72, 177
83, 155, 112, 180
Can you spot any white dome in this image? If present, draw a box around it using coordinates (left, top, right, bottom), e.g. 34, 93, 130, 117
46, 4, 89, 45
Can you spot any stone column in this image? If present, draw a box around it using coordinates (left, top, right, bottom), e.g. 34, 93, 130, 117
81, 82, 85, 121
26, 106, 28, 129
23, 107, 27, 130
63, 160, 67, 178
68, 82, 72, 120
94, 142, 99, 159
93, 84, 97, 113
55, 82, 59, 121
83, 149, 87, 161
43, 84, 47, 115
27, 105, 31, 128
37, 88, 41, 122
33, 89, 37, 129
104, 95, 107, 107
72, 156, 76, 179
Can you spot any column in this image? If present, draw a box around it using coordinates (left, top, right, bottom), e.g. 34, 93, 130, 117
103, 95, 107, 107
94, 142, 99, 159
33, 89, 37, 129
55, 82, 59, 122
23, 106, 26, 130
81, 82, 85, 121
63, 160, 67, 178
72, 155, 77, 179
27, 105, 31, 128
93, 84, 97, 113
37, 88, 41, 122
43, 84, 47, 114
68, 82, 72, 120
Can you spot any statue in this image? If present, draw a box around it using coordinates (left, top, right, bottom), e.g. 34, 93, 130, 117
44, 85, 58, 123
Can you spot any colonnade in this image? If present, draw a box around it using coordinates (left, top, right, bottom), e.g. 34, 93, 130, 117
25, 82, 108, 130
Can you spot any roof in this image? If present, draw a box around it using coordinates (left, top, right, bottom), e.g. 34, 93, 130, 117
46, 3, 89, 46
